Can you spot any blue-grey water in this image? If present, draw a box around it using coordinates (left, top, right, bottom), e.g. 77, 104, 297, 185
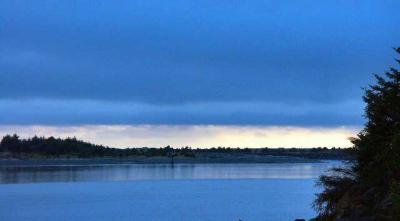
0, 161, 342, 221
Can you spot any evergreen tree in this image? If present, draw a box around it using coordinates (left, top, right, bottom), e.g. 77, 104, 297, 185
314, 47, 400, 220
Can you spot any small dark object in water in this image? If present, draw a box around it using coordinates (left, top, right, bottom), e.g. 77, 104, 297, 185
294, 219, 305, 221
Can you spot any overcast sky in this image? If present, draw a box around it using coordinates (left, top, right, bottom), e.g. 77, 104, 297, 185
1, 1, 399, 147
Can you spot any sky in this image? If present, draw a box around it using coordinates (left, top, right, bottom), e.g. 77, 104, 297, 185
1, 0, 399, 148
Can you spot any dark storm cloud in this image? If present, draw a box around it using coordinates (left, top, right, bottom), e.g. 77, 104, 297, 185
0, 0, 399, 125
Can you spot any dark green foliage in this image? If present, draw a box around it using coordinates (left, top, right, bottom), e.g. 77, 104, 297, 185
314, 48, 400, 219
0, 134, 21, 152
390, 181, 400, 219
314, 167, 357, 219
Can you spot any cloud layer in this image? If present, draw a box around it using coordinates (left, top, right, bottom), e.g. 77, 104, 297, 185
0, 99, 363, 126
1, 1, 399, 128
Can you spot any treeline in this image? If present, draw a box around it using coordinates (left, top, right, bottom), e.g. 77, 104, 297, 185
0, 134, 193, 158
198, 146, 354, 159
0, 134, 352, 159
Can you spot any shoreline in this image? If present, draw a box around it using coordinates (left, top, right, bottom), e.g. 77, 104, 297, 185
0, 155, 332, 166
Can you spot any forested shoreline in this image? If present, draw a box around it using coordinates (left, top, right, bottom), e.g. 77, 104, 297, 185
0, 134, 353, 161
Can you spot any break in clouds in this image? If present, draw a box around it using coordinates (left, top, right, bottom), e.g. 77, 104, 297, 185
0, 125, 359, 148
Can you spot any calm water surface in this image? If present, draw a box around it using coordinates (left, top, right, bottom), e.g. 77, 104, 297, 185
0, 161, 343, 221
0, 161, 342, 184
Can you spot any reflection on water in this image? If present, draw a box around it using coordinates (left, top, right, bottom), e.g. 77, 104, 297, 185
0, 161, 343, 184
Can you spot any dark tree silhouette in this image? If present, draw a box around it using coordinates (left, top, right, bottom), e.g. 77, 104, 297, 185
314, 47, 400, 220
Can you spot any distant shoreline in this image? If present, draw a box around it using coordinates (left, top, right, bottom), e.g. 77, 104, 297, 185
1, 134, 354, 167
0, 155, 349, 167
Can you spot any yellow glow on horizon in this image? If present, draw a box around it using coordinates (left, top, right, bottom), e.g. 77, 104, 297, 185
0, 125, 359, 148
